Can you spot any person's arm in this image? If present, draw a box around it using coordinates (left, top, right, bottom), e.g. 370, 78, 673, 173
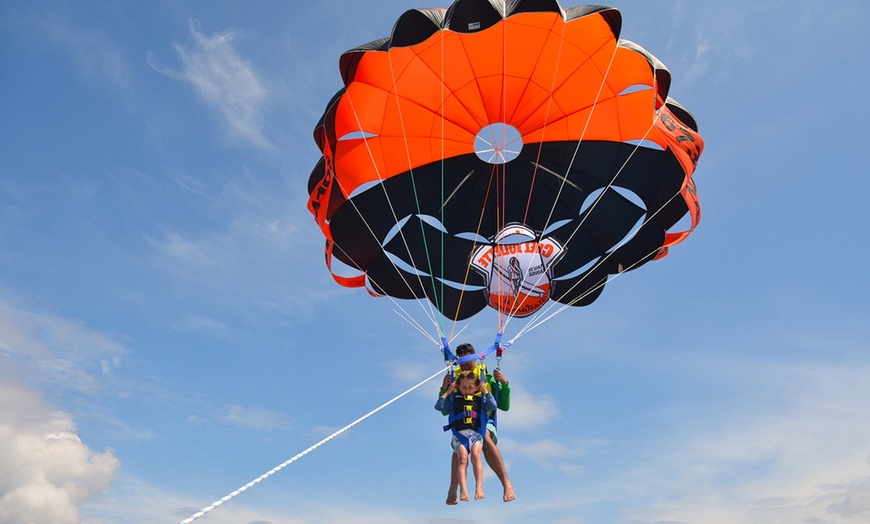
477, 380, 498, 413
490, 369, 511, 411
435, 387, 452, 414
496, 382, 510, 411
438, 372, 452, 397
483, 392, 497, 413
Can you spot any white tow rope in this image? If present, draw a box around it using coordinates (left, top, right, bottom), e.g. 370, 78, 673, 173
180, 366, 446, 523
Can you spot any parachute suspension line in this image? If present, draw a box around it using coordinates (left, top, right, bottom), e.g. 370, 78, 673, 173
502, 18, 570, 335
390, 305, 441, 346
512, 184, 686, 342
513, 224, 677, 342
439, 27, 512, 344
340, 92, 442, 333
325, 174, 436, 336
498, 13, 510, 337
521, 17, 568, 229
501, 37, 620, 336
495, 161, 508, 333
437, 24, 466, 343
538, 36, 621, 239
318, 150, 435, 332
440, 25, 446, 338
385, 50, 446, 325
509, 117, 665, 339
327, 234, 438, 336
444, 168, 498, 344
514, 152, 671, 340
546, 118, 659, 250
527, 55, 660, 297
437, 26, 462, 344
447, 322, 473, 354
487, 332, 507, 428
180, 366, 448, 524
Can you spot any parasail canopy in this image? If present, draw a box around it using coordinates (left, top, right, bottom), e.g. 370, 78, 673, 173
308, 0, 703, 322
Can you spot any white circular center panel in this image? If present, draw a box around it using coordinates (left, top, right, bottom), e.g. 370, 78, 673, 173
474, 123, 523, 164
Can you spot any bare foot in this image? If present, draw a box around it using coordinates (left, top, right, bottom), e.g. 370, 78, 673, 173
446, 490, 458, 505
475, 486, 485, 500
503, 482, 516, 502
459, 488, 470, 502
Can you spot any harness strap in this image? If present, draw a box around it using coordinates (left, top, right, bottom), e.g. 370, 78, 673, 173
453, 333, 511, 365
441, 336, 455, 363
443, 408, 478, 429
442, 393, 488, 452
441, 333, 510, 442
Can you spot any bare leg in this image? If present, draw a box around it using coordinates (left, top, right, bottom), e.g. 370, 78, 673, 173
471, 443, 485, 500
455, 446, 470, 502
484, 431, 516, 502
446, 452, 459, 505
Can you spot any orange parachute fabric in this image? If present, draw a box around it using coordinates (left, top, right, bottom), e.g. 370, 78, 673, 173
308, 0, 703, 320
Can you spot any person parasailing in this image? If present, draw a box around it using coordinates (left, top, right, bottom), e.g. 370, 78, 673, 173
435, 371, 495, 501
439, 342, 515, 504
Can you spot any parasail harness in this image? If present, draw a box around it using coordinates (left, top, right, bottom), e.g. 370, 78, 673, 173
442, 389, 489, 451
440, 335, 509, 451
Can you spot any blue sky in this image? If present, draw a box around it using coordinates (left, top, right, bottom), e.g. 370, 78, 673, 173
2, 1, 870, 523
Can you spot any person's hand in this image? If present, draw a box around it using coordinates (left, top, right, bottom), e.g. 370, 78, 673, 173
493, 368, 508, 384
479, 381, 489, 394
441, 373, 452, 391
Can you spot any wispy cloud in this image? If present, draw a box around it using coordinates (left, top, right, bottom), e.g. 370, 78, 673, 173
504, 437, 604, 475
82, 472, 316, 524
0, 302, 126, 392
184, 314, 231, 337
503, 388, 559, 430
600, 356, 870, 523
48, 22, 133, 93
2, 3, 137, 105
144, 212, 305, 312
149, 231, 219, 269
147, 165, 300, 270
148, 19, 272, 150
221, 404, 291, 432
141, 167, 314, 317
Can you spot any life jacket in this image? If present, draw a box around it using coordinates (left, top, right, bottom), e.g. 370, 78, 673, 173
452, 362, 488, 383
443, 392, 488, 450
447, 393, 482, 431
451, 361, 499, 425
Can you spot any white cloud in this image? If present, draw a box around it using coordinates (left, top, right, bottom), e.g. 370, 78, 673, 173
600, 356, 870, 523
140, 167, 315, 318
503, 437, 604, 476
221, 404, 290, 432
0, 302, 126, 392
0, 301, 127, 522
742, 477, 870, 523
145, 165, 300, 270
388, 361, 436, 384
81, 473, 312, 524
148, 19, 272, 149
0, 381, 119, 524
172, 492, 440, 524
503, 387, 559, 430
150, 231, 216, 268
49, 24, 132, 93
184, 314, 230, 336
2, 5, 135, 94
